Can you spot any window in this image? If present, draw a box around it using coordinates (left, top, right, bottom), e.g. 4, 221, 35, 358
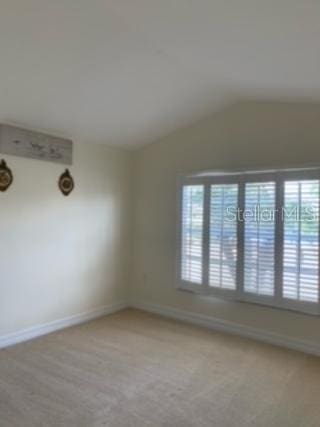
177, 169, 320, 315
283, 181, 319, 303
244, 182, 275, 296
181, 185, 204, 284
209, 184, 238, 290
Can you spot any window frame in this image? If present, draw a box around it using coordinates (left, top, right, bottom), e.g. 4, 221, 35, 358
176, 168, 320, 315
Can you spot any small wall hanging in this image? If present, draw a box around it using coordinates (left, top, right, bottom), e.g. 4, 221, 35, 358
59, 169, 74, 196
0, 159, 13, 192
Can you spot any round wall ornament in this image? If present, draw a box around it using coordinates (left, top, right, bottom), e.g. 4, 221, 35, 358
0, 159, 13, 192
58, 169, 74, 196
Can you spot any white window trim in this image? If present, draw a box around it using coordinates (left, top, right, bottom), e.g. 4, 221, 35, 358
176, 168, 320, 316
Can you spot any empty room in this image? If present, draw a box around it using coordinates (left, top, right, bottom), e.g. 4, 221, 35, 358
1, 1, 320, 426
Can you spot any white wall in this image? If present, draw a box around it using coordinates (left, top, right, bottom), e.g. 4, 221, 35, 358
132, 101, 320, 345
0, 141, 131, 337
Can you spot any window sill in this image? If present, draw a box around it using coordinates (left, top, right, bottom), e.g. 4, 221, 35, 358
176, 283, 320, 316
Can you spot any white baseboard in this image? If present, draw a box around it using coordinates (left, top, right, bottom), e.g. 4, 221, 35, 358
0, 301, 127, 349
2, 299, 319, 357
131, 300, 320, 357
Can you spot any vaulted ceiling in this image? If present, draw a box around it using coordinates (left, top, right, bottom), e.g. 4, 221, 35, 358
0, 1, 319, 148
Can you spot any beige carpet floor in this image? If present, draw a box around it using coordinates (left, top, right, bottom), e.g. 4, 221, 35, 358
0, 308, 320, 427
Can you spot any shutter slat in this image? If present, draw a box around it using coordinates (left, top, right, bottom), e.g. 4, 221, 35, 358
283, 180, 319, 302
244, 182, 276, 296
209, 184, 238, 290
181, 185, 204, 284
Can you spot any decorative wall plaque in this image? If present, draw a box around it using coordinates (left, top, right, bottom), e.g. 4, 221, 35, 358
0, 159, 13, 192
0, 124, 73, 165
59, 169, 74, 196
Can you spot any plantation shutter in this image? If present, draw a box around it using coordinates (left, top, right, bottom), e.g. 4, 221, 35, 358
209, 184, 238, 290
283, 180, 320, 303
244, 182, 276, 296
181, 185, 204, 284
178, 170, 320, 315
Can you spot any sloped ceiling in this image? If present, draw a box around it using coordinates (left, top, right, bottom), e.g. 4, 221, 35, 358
0, 0, 319, 148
